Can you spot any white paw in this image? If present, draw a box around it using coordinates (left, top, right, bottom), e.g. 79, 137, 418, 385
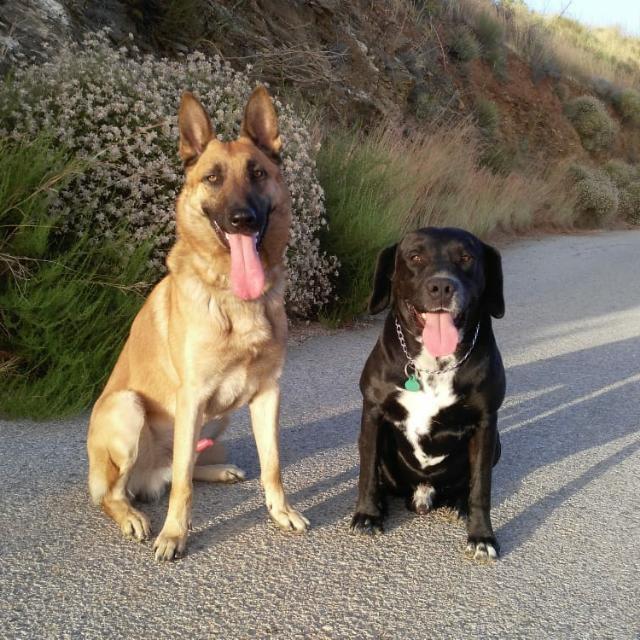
465, 538, 499, 562
268, 503, 310, 533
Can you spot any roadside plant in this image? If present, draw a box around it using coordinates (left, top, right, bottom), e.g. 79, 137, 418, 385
570, 164, 619, 224
564, 95, 618, 152
0, 136, 153, 418
0, 30, 336, 315
612, 88, 640, 127
449, 25, 481, 62
475, 98, 500, 138
604, 159, 640, 223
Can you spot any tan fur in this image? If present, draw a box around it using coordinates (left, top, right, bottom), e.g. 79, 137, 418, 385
87, 87, 308, 561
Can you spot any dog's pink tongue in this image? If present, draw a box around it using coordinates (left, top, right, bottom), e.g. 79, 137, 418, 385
227, 233, 265, 301
422, 312, 459, 357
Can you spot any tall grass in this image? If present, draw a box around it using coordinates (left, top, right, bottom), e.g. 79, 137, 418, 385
0, 137, 152, 419
317, 131, 416, 323
442, 0, 640, 89
0, 137, 83, 282
317, 124, 576, 321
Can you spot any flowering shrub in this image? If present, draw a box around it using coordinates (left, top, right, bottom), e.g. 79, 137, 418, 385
0, 31, 337, 315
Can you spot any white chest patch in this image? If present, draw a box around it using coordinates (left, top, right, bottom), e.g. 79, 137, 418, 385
395, 350, 457, 469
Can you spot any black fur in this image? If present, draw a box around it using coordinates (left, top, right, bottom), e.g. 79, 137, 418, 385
350, 227, 506, 558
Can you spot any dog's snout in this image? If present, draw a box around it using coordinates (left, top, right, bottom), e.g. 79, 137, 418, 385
426, 276, 457, 306
230, 207, 258, 230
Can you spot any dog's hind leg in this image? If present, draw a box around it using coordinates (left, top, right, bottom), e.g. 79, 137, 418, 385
193, 465, 245, 483
87, 390, 151, 542
193, 417, 246, 483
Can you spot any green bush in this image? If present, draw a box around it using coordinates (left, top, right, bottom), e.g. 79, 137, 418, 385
475, 11, 504, 51
316, 131, 414, 323
474, 11, 507, 77
0, 137, 152, 419
570, 164, 619, 225
604, 159, 640, 223
564, 95, 618, 151
0, 136, 82, 270
612, 88, 640, 127
449, 25, 481, 62
475, 98, 500, 137
413, 91, 441, 121
604, 159, 637, 188
620, 182, 640, 223
480, 143, 516, 175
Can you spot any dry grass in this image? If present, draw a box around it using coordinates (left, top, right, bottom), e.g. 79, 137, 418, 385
389, 124, 576, 234
441, 0, 640, 89
318, 121, 576, 320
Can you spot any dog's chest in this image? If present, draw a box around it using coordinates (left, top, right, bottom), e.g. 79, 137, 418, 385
394, 366, 457, 468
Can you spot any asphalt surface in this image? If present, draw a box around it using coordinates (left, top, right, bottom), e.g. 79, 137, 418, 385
2, 230, 640, 639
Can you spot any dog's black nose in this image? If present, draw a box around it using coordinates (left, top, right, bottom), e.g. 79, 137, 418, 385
229, 207, 257, 230
426, 277, 457, 305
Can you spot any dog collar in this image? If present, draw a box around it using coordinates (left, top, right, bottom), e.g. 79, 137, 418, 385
394, 316, 480, 391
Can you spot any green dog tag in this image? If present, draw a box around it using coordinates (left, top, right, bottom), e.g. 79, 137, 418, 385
404, 374, 420, 392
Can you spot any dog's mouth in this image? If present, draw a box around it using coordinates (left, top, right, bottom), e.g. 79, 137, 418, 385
406, 301, 463, 358
212, 219, 268, 251
212, 220, 267, 301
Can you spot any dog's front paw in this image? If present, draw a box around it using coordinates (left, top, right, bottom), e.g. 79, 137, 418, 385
153, 528, 188, 562
268, 503, 310, 533
465, 536, 499, 562
350, 512, 384, 536
120, 508, 151, 542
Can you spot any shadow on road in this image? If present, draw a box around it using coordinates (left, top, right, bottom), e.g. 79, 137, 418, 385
185, 332, 640, 555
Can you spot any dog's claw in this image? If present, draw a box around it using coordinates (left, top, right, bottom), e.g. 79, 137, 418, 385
120, 509, 151, 542
153, 530, 187, 562
222, 466, 246, 483
465, 537, 499, 562
268, 504, 309, 533
350, 512, 384, 536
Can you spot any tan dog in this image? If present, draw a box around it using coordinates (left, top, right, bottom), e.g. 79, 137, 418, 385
87, 87, 309, 561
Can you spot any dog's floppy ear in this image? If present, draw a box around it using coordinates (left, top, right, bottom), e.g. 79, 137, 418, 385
369, 244, 398, 315
482, 242, 505, 318
178, 91, 214, 166
241, 86, 282, 160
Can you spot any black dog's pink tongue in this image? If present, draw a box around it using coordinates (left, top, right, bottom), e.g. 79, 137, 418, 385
422, 312, 459, 357
227, 233, 265, 300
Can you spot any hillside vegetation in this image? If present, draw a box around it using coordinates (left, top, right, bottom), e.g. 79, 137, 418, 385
1, 0, 639, 416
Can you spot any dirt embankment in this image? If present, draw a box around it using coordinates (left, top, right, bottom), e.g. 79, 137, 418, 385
2, 0, 635, 167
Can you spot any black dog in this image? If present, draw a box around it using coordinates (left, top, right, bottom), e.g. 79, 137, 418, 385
350, 227, 505, 561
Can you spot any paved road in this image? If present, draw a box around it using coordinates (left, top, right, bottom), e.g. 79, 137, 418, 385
2, 231, 640, 639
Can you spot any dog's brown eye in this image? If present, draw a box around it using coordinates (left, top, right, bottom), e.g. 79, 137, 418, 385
252, 168, 266, 180
460, 254, 473, 264
410, 254, 424, 264
206, 173, 222, 185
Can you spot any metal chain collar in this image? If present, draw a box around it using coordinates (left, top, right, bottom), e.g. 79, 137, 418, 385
394, 315, 480, 377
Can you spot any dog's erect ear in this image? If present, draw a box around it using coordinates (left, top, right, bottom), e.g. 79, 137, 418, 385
241, 86, 282, 160
482, 242, 505, 319
369, 244, 398, 315
178, 91, 214, 165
